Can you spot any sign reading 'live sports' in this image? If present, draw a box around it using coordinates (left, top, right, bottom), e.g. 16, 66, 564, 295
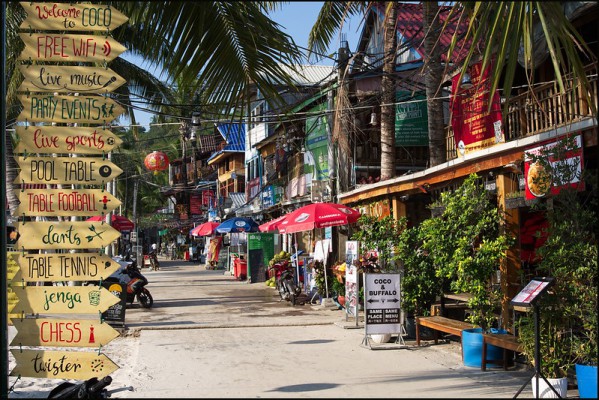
17, 94, 125, 124
15, 156, 122, 185
14, 126, 123, 154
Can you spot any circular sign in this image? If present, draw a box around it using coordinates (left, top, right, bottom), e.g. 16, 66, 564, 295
527, 162, 552, 197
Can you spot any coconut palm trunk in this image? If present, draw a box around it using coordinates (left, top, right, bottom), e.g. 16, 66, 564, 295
380, 1, 398, 181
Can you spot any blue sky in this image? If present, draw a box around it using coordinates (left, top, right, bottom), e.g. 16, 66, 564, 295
128, 2, 363, 127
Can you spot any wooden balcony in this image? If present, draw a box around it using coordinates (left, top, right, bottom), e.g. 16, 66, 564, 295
446, 63, 598, 161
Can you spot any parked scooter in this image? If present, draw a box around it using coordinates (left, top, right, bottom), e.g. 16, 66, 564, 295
269, 260, 302, 305
106, 260, 153, 308
47, 376, 133, 399
148, 250, 160, 271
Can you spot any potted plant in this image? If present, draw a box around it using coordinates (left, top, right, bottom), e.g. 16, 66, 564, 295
331, 261, 346, 306
516, 135, 597, 398
418, 173, 514, 368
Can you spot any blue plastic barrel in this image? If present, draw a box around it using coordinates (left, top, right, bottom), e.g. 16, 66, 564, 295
462, 328, 506, 368
576, 364, 598, 398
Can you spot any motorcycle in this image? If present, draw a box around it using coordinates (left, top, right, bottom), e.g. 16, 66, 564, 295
148, 250, 160, 271
269, 260, 302, 306
47, 376, 133, 399
106, 260, 153, 308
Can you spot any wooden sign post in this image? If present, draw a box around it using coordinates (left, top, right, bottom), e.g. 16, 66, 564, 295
15, 156, 123, 185
14, 253, 121, 282
14, 126, 123, 154
17, 94, 125, 124
18, 65, 126, 94
15, 189, 122, 217
10, 318, 120, 348
20, 2, 129, 32
10, 349, 119, 380
13, 286, 121, 314
19, 33, 126, 63
15, 221, 121, 250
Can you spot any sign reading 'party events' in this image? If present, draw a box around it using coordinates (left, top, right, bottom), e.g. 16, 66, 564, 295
20, 2, 128, 32
15, 156, 122, 185
17, 94, 125, 124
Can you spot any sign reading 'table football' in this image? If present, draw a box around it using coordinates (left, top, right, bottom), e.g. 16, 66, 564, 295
16, 189, 121, 216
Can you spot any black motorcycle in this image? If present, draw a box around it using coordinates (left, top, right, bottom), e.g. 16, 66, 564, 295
269, 260, 302, 306
106, 260, 153, 308
47, 376, 133, 399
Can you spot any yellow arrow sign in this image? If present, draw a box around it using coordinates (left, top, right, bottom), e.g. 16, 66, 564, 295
14, 125, 123, 155
15, 253, 122, 282
15, 156, 123, 185
15, 189, 122, 217
17, 94, 125, 124
7, 290, 18, 314
10, 318, 120, 348
12, 286, 121, 314
7, 252, 20, 281
18, 65, 126, 94
19, 33, 127, 63
15, 221, 121, 250
10, 349, 119, 379
20, 2, 128, 32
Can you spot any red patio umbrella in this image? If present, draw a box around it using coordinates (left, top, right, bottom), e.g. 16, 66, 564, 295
86, 214, 135, 232
258, 215, 287, 232
278, 202, 361, 234
190, 221, 220, 237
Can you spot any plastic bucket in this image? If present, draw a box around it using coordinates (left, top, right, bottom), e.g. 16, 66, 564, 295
461, 328, 506, 368
576, 364, 598, 399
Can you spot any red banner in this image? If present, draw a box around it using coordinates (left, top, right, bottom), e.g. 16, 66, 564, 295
451, 61, 504, 156
190, 194, 202, 215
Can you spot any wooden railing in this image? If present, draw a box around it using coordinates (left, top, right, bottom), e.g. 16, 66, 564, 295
446, 63, 598, 160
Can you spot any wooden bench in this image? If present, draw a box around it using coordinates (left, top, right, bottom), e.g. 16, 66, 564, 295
481, 333, 523, 371
415, 316, 475, 347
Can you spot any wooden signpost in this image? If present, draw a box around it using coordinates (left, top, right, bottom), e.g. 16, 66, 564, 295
15, 156, 123, 185
12, 286, 121, 314
18, 33, 126, 63
20, 2, 128, 32
15, 189, 122, 217
10, 318, 120, 348
15, 221, 121, 250
14, 125, 123, 154
14, 253, 121, 282
18, 65, 126, 94
10, 349, 119, 380
17, 94, 126, 124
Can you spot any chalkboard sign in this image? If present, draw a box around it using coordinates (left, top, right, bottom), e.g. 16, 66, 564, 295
101, 282, 127, 326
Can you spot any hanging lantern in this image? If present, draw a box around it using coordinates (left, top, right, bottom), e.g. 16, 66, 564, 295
144, 151, 170, 175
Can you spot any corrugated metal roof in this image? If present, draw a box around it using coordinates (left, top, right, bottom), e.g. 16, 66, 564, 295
267, 64, 337, 87
207, 123, 245, 163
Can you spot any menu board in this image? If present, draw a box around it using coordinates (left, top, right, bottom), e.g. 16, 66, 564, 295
510, 277, 555, 307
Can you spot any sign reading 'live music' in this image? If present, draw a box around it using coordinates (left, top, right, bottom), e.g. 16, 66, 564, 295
18, 65, 126, 94
14, 252, 121, 282
20, 2, 128, 32
16, 189, 121, 216
14, 221, 122, 250
15, 156, 122, 185
17, 94, 125, 124
14, 126, 122, 154
19, 33, 126, 62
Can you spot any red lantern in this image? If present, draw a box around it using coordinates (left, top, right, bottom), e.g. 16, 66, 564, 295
144, 151, 169, 174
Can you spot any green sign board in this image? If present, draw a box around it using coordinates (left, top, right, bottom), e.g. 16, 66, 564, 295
305, 103, 329, 180
395, 91, 429, 146
247, 233, 275, 283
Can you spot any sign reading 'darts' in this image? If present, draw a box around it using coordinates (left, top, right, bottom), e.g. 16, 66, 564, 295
15, 156, 122, 185
13, 286, 120, 314
20, 2, 128, 32
14, 126, 123, 154
16, 189, 121, 217
15, 253, 121, 282
10, 318, 120, 348
19, 33, 126, 63
15, 221, 121, 250
17, 94, 125, 124
11, 349, 119, 380
364, 273, 402, 335
18, 65, 126, 94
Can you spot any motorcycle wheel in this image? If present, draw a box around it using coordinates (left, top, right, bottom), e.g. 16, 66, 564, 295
289, 292, 296, 306
137, 288, 153, 308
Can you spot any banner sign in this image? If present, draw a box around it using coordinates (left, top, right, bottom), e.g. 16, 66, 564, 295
450, 60, 504, 156
16, 188, 121, 217
17, 94, 125, 124
20, 2, 128, 32
15, 221, 121, 250
395, 91, 429, 146
15, 156, 123, 185
14, 125, 123, 155
19, 33, 126, 63
18, 65, 126, 94
364, 273, 402, 335
345, 241, 359, 318
12, 286, 120, 314
524, 134, 584, 200
101, 282, 127, 326
10, 318, 120, 348
15, 253, 121, 282
10, 349, 119, 379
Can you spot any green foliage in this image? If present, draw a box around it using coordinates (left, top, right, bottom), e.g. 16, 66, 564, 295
310, 260, 334, 297
517, 135, 598, 375
419, 174, 513, 331
351, 215, 406, 272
